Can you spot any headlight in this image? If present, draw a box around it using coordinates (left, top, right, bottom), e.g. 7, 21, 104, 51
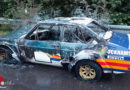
104, 31, 113, 39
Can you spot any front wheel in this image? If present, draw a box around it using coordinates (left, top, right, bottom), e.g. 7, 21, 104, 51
75, 60, 102, 82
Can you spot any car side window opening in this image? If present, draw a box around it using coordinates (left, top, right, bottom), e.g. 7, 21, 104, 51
29, 24, 61, 41
63, 25, 92, 43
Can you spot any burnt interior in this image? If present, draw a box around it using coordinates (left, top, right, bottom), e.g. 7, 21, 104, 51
29, 24, 60, 41
29, 24, 92, 43
63, 25, 92, 43
30, 30, 60, 41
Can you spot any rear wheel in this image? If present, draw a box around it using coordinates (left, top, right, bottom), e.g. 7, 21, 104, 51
75, 60, 102, 82
0, 48, 18, 64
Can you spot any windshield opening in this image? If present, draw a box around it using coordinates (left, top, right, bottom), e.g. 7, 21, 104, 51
87, 21, 112, 40
87, 22, 106, 34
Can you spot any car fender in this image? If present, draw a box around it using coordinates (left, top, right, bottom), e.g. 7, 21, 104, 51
68, 49, 101, 71
0, 43, 20, 61
74, 50, 99, 61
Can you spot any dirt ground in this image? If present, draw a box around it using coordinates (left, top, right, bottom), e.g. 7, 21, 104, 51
0, 63, 130, 90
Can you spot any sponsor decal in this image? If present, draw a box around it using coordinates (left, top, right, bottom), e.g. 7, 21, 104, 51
35, 52, 62, 62
107, 55, 124, 60
51, 55, 61, 61
107, 50, 130, 56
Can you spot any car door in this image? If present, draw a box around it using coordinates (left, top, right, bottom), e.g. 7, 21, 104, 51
60, 25, 92, 60
19, 24, 62, 63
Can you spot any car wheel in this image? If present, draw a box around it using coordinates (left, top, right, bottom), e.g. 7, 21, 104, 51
75, 60, 102, 82
0, 48, 18, 64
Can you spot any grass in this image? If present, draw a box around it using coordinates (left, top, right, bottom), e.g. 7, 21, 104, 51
0, 25, 12, 36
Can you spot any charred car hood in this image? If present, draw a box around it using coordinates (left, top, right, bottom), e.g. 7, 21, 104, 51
109, 32, 130, 49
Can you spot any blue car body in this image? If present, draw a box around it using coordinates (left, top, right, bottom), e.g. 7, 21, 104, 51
98, 32, 130, 73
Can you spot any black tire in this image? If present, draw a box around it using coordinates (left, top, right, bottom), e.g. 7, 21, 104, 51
75, 60, 102, 82
0, 48, 18, 64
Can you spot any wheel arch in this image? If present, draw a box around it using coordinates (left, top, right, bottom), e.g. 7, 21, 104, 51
0, 45, 20, 61
71, 59, 103, 72
0, 45, 14, 53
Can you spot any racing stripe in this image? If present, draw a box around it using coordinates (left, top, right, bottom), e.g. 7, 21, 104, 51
96, 59, 130, 72
51, 58, 61, 61
97, 59, 130, 64
101, 65, 128, 71
51, 55, 61, 61
98, 62, 130, 67
128, 34, 130, 49
52, 55, 61, 59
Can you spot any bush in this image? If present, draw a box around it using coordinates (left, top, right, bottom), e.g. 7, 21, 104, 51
0, 0, 129, 25
0, 24, 12, 36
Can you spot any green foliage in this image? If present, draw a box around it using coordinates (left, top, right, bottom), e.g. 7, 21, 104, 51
40, 0, 81, 18
0, 0, 41, 30
0, 24, 12, 36
106, 0, 130, 25
1, 0, 41, 18
0, 0, 129, 25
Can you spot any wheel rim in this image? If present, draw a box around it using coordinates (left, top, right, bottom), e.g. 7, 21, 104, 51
79, 65, 96, 79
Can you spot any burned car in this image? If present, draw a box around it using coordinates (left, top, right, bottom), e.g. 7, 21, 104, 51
0, 17, 130, 81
